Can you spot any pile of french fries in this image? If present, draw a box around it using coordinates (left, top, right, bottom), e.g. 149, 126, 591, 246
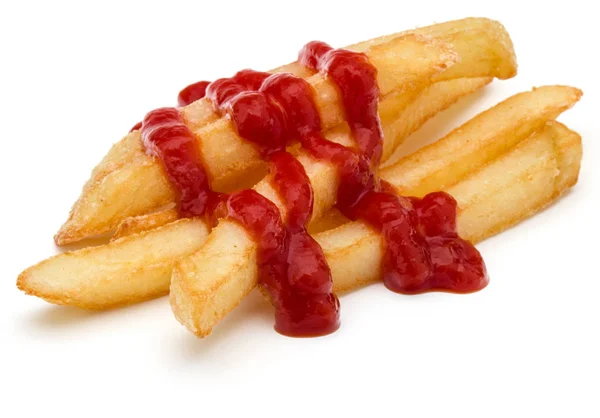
17, 18, 583, 339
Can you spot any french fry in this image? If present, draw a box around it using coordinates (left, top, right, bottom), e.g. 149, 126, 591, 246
326, 121, 582, 292
276, 17, 516, 80
18, 77, 493, 309
169, 87, 581, 337
55, 18, 516, 244
449, 121, 582, 243
382, 86, 582, 196
18, 219, 208, 308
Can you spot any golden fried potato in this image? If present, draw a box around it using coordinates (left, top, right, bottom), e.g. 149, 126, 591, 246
276, 17, 516, 79
18, 219, 208, 309
55, 18, 516, 244
382, 85, 582, 196
450, 121, 582, 243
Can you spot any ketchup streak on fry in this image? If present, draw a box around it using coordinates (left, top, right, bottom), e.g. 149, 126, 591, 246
140, 40, 488, 337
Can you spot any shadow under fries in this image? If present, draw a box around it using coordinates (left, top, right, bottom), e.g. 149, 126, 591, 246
383, 85, 494, 166
172, 290, 274, 359
20, 297, 167, 334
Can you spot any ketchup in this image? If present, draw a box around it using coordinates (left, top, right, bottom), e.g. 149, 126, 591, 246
178, 81, 211, 107
211, 152, 339, 336
129, 121, 143, 132
206, 72, 341, 336
140, 40, 488, 337
141, 108, 218, 218
298, 42, 488, 294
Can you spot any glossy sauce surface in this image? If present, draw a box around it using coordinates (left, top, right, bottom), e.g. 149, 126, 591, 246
208, 71, 341, 336
141, 40, 488, 337
141, 108, 218, 217
298, 42, 488, 294
178, 80, 210, 107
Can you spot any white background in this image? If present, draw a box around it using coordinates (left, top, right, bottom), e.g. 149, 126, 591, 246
2, 1, 599, 417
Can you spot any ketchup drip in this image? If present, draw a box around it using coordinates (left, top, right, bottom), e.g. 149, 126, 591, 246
206, 69, 270, 109
298, 41, 488, 293
141, 108, 217, 217
353, 191, 488, 293
143, 70, 341, 336
141, 40, 488, 338
129, 121, 143, 132
212, 152, 339, 336
300, 41, 383, 165
207, 72, 341, 336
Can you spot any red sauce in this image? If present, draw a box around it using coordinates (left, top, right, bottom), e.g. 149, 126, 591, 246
177, 81, 210, 107
141, 108, 217, 217
208, 72, 340, 336
141, 40, 489, 337
300, 42, 383, 165
298, 42, 488, 294
354, 191, 488, 293
212, 152, 339, 336
129, 121, 143, 132
206, 69, 270, 109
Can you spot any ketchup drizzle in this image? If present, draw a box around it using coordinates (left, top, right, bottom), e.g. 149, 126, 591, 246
129, 121, 143, 132
141, 108, 218, 218
178, 81, 210, 107
140, 40, 488, 337
298, 42, 488, 294
208, 72, 341, 336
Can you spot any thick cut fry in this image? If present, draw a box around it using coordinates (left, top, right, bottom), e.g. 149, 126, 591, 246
382, 86, 582, 196
55, 18, 516, 244
449, 121, 582, 243
276, 17, 516, 80
169, 87, 581, 337
17, 219, 209, 308
17, 76, 492, 309
325, 121, 582, 293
